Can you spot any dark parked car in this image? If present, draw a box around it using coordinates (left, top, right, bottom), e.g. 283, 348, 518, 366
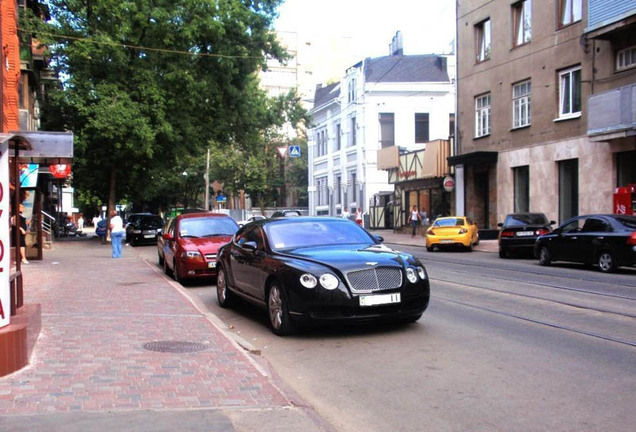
498, 212, 555, 258
159, 212, 239, 283
534, 214, 636, 273
216, 217, 430, 335
126, 214, 164, 246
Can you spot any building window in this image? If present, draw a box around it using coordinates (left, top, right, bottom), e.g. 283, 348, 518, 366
349, 117, 357, 147
558, 66, 581, 118
379, 113, 395, 148
449, 113, 455, 137
559, 0, 582, 28
558, 159, 578, 222
316, 176, 328, 206
415, 113, 430, 143
512, 80, 531, 128
315, 130, 327, 157
475, 18, 491, 63
335, 124, 341, 151
617, 46, 636, 72
512, 0, 531, 47
475, 93, 491, 137
335, 175, 341, 205
616, 151, 636, 187
350, 171, 357, 205
348, 77, 356, 103
513, 166, 529, 213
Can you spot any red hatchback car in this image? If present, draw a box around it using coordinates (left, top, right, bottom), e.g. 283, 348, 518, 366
158, 212, 239, 283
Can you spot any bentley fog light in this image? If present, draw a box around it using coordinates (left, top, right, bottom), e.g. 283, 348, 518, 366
319, 273, 339, 290
417, 266, 426, 280
406, 268, 418, 283
300, 273, 318, 288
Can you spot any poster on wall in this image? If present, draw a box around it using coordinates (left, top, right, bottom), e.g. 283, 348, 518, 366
19, 163, 38, 188
0, 140, 10, 328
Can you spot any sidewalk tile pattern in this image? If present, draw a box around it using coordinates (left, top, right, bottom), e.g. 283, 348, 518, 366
0, 241, 289, 414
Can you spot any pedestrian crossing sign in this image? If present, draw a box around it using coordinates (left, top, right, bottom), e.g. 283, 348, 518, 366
289, 145, 301, 158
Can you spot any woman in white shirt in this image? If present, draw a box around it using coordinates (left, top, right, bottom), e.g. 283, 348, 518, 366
408, 205, 422, 238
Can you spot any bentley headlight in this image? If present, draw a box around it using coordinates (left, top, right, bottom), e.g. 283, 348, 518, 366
319, 273, 339, 290
300, 273, 318, 289
406, 268, 418, 283
417, 266, 426, 280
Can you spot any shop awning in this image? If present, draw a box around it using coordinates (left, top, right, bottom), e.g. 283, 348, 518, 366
447, 151, 498, 166
0, 133, 33, 150
9, 131, 74, 164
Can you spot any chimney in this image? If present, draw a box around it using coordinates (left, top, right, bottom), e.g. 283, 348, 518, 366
389, 31, 403, 56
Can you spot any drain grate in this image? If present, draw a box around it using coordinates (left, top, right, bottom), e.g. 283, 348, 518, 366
142, 341, 210, 353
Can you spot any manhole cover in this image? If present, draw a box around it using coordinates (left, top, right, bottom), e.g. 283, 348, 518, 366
142, 341, 210, 353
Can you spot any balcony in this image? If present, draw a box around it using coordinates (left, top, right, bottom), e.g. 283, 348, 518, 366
587, 84, 636, 141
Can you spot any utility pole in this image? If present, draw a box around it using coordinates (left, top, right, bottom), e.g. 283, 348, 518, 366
204, 148, 210, 211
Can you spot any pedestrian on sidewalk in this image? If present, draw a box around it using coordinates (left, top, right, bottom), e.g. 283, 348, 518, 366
408, 205, 422, 237
355, 207, 363, 226
109, 210, 124, 258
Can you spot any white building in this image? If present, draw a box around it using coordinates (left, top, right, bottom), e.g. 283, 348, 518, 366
308, 52, 456, 220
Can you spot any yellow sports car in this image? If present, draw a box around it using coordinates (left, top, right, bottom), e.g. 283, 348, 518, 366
425, 216, 480, 252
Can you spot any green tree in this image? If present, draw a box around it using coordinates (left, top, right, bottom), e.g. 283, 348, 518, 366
27, 0, 291, 215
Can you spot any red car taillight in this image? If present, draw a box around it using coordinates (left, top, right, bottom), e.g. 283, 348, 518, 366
458, 228, 468, 234
500, 230, 515, 237
627, 232, 636, 246
536, 228, 550, 236
427, 228, 435, 236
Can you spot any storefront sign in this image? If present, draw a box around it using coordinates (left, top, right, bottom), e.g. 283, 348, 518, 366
443, 176, 456, 192
49, 164, 71, 179
0, 140, 9, 327
398, 170, 417, 179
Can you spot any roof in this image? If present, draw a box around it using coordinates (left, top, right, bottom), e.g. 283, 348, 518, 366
365, 55, 449, 83
313, 82, 340, 108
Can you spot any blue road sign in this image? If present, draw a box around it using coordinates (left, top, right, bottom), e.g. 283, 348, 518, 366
289, 145, 301, 158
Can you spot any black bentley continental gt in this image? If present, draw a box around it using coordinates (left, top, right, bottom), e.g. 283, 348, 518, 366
216, 217, 430, 335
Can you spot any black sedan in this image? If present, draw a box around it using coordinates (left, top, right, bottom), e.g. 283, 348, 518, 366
498, 212, 555, 258
125, 214, 164, 246
534, 214, 636, 273
216, 217, 430, 335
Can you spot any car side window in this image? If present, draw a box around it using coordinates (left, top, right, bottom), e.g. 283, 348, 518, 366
561, 219, 582, 233
235, 226, 264, 250
168, 219, 176, 236
581, 218, 611, 233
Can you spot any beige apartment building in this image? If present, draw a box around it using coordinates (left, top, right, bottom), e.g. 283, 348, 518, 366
451, 0, 636, 230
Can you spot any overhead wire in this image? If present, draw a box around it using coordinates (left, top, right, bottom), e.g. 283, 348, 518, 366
19, 28, 264, 60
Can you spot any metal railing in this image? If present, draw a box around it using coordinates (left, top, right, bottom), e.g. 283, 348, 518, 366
41, 210, 56, 244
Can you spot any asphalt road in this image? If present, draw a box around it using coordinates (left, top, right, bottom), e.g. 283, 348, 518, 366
135, 243, 636, 432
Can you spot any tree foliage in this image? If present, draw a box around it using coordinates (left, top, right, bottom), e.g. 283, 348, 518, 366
24, 0, 306, 214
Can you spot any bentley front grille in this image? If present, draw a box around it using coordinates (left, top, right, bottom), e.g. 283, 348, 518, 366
346, 267, 402, 293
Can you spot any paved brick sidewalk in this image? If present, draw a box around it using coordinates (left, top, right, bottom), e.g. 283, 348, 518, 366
0, 239, 330, 432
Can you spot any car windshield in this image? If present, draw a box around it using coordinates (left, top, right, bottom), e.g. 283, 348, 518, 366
179, 218, 238, 238
505, 213, 548, 226
434, 218, 465, 227
266, 220, 374, 251
140, 216, 164, 227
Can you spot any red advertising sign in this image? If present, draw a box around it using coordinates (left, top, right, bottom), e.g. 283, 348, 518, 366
49, 164, 71, 179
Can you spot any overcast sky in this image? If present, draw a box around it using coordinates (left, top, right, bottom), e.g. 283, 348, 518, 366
274, 0, 456, 58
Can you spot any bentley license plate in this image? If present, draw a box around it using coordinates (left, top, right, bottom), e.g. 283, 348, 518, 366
359, 293, 401, 307
207, 261, 216, 268
516, 231, 533, 236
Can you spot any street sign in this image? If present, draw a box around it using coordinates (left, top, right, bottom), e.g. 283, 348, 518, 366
289, 145, 301, 158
